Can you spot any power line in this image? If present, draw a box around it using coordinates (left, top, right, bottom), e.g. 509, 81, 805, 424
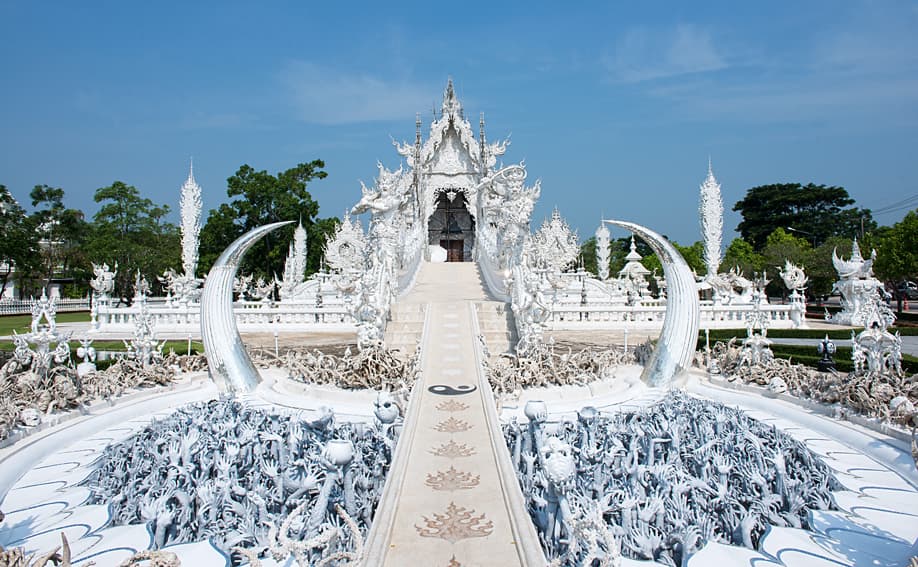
874, 201, 918, 217
871, 192, 918, 214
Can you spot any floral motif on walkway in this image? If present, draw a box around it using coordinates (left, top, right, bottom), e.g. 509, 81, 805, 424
436, 400, 469, 412
434, 416, 472, 433
426, 466, 481, 491
429, 440, 476, 458
416, 501, 494, 543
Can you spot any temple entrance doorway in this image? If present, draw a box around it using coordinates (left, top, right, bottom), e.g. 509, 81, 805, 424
428, 191, 475, 262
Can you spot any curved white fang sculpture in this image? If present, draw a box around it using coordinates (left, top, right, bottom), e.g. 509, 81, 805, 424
200, 221, 293, 392
603, 220, 700, 387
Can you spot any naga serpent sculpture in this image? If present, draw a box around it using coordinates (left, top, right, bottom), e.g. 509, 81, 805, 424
200, 221, 293, 392
603, 220, 700, 387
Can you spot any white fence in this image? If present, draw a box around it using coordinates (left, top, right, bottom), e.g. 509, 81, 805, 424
547, 301, 805, 330
93, 300, 356, 334
0, 297, 91, 316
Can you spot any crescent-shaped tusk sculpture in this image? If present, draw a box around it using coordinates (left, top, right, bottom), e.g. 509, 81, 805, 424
603, 220, 700, 387
200, 221, 293, 393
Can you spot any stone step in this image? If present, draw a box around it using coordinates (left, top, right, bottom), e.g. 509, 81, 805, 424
386, 321, 424, 332
477, 319, 512, 330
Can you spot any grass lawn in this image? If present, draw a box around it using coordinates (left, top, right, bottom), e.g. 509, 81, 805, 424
0, 311, 91, 336
0, 312, 203, 354
697, 329, 918, 372
0, 338, 204, 354
700, 327, 918, 341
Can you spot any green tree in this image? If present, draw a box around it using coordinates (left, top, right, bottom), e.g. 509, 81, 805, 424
734, 183, 874, 250
581, 236, 654, 278
0, 185, 39, 299
641, 240, 706, 282
199, 161, 334, 280
580, 236, 597, 275
873, 209, 918, 311
27, 185, 89, 292
84, 181, 179, 301
721, 237, 764, 277
761, 228, 812, 299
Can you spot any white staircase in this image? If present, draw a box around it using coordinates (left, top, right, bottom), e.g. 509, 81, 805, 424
384, 302, 426, 356
385, 261, 517, 356
475, 301, 517, 354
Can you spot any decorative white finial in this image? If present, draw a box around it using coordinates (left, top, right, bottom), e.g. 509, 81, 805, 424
699, 160, 723, 279
442, 77, 462, 117
595, 221, 611, 280
180, 161, 203, 278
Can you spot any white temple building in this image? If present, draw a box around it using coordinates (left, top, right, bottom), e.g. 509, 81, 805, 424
90, 81, 808, 340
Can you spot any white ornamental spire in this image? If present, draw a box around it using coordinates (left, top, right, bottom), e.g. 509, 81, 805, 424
595, 222, 611, 280
441, 77, 462, 119
699, 159, 723, 278
179, 159, 203, 278
283, 220, 308, 285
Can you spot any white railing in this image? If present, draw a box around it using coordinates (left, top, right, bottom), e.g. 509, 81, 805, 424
93, 300, 355, 332
0, 297, 90, 316
547, 302, 805, 330
397, 220, 426, 297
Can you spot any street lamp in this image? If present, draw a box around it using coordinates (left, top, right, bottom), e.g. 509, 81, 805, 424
786, 226, 817, 247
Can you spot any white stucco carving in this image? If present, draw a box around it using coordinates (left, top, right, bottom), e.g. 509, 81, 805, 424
594, 223, 610, 281
699, 160, 723, 282
827, 239, 887, 326
165, 163, 204, 304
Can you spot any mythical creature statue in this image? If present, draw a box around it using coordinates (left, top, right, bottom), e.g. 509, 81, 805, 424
4, 290, 72, 382
124, 293, 164, 367
827, 239, 887, 326
160, 268, 203, 305
707, 267, 755, 305
352, 164, 410, 228
90, 262, 117, 299
779, 260, 808, 296
851, 294, 901, 375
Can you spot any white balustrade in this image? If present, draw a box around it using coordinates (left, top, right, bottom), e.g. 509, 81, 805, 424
93, 300, 355, 333
0, 297, 90, 316
547, 302, 805, 330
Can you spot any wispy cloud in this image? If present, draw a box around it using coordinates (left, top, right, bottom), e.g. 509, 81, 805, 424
604, 24, 727, 83
279, 62, 434, 124
622, 7, 918, 128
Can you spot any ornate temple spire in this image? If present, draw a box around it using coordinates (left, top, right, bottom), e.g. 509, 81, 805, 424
280, 221, 308, 298
479, 111, 486, 163
179, 159, 202, 278
626, 236, 642, 261
595, 222, 611, 280
850, 237, 863, 262
442, 77, 462, 119
699, 160, 723, 279
619, 235, 651, 281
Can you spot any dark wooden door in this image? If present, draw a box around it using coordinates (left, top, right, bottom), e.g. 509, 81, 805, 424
441, 240, 464, 262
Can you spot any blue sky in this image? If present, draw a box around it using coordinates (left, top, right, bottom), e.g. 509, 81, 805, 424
2, 1, 917, 245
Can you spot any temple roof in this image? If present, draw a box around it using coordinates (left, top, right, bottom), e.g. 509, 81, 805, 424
620, 237, 650, 277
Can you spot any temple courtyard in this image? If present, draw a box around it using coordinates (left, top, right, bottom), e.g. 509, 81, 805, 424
1, 83, 917, 566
